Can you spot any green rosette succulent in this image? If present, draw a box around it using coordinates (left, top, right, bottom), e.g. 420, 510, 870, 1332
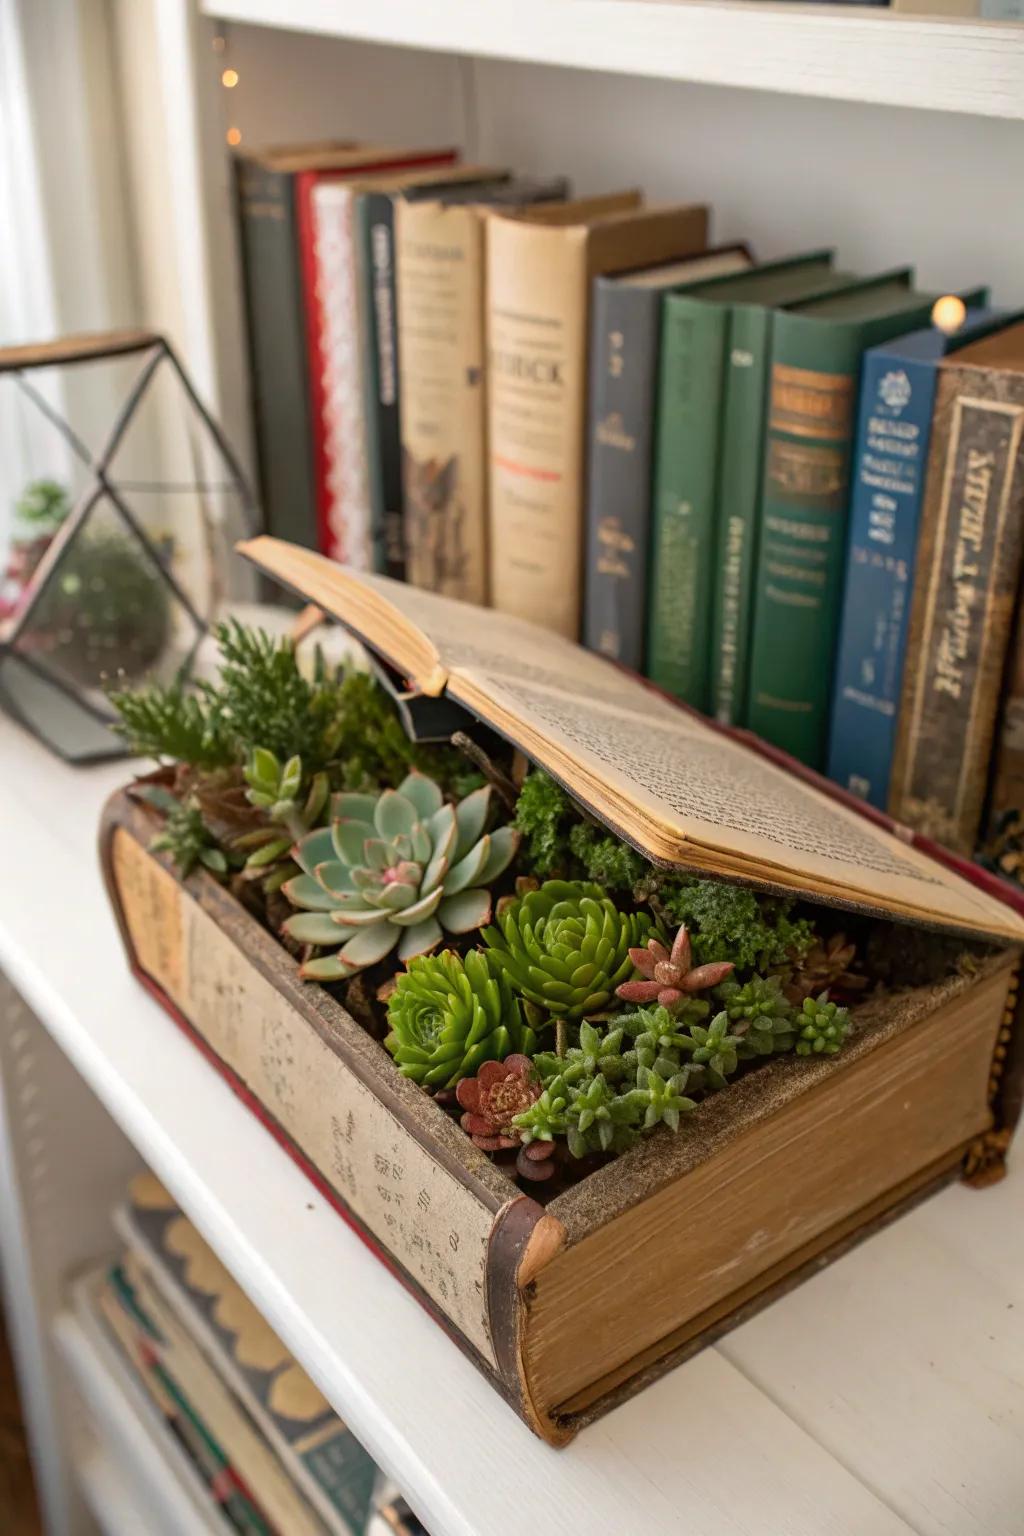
385, 949, 536, 1087
282, 771, 519, 980
481, 880, 651, 1019
795, 992, 850, 1056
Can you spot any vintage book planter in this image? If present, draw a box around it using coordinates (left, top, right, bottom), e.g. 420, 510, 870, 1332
101, 538, 1024, 1445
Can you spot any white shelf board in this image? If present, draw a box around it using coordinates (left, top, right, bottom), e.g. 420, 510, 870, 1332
202, 0, 1024, 119
0, 715, 918, 1535
77, 1447, 175, 1536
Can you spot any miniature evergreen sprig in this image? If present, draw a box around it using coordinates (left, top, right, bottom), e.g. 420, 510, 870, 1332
110, 680, 234, 769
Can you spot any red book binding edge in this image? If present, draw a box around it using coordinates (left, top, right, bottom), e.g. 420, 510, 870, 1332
293, 150, 459, 563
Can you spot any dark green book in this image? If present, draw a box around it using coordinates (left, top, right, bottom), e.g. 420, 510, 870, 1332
356, 191, 404, 577
746, 274, 988, 767
581, 245, 753, 670
645, 253, 840, 708
708, 255, 868, 726
235, 156, 317, 550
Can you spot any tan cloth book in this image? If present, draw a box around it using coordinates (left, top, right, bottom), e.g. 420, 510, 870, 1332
485, 196, 709, 639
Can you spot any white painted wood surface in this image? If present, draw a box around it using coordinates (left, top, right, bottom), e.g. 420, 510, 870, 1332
0, 713, 931, 1534
1, 712, 1022, 1531
202, 0, 1024, 120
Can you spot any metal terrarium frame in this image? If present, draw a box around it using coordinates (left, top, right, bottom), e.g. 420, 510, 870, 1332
0, 329, 257, 762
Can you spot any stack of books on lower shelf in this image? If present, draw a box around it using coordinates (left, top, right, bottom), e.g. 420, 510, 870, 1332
81, 1170, 427, 1535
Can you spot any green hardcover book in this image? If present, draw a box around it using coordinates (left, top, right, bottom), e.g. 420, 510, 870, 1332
647, 252, 842, 710
746, 274, 988, 767
709, 256, 870, 725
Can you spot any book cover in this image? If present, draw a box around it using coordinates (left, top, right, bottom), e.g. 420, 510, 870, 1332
582, 245, 753, 671
119, 1172, 378, 1536
643, 253, 843, 710
396, 176, 568, 605
888, 322, 1024, 853
96, 1265, 273, 1533
281, 147, 458, 562
827, 308, 1012, 809
486, 196, 709, 639
235, 156, 319, 551
355, 167, 520, 582
746, 274, 987, 767
709, 256, 867, 725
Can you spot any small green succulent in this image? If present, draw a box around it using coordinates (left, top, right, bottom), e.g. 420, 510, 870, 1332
715, 975, 796, 1058
384, 949, 535, 1088
146, 791, 227, 879
795, 992, 851, 1056
482, 880, 651, 1019
282, 772, 519, 980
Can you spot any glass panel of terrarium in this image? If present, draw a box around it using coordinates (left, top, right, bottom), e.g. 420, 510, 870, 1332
0, 651, 126, 763
103, 348, 253, 617
11, 489, 204, 713
0, 369, 94, 628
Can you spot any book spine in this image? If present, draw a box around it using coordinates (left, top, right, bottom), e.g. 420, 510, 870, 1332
888, 373, 1024, 853
708, 303, 773, 725
645, 297, 729, 709
746, 325, 863, 767
487, 221, 590, 638
355, 195, 399, 576
826, 350, 938, 808
583, 282, 660, 668
235, 159, 318, 550
987, 596, 1024, 839
396, 200, 489, 603
306, 180, 373, 568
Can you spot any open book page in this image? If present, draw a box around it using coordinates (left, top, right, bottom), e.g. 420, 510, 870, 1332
236, 539, 1023, 941
446, 669, 1023, 941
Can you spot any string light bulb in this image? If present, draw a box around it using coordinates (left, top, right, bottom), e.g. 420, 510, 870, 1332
221, 67, 239, 88
226, 126, 242, 146
932, 295, 967, 335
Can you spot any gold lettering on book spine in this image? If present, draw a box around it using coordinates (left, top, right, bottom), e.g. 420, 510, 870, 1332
769, 364, 855, 441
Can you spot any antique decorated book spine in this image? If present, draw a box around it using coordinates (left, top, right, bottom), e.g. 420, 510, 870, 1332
826, 344, 941, 808
357, 192, 405, 578
708, 303, 773, 725
486, 218, 591, 638
305, 179, 373, 569
646, 296, 729, 708
486, 205, 709, 640
583, 280, 661, 668
235, 158, 318, 550
888, 364, 1024, 853
395, 199, 490, 604
745, 319, 867, 766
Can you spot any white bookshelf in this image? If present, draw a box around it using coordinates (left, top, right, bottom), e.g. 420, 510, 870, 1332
204, 0, 1024, 120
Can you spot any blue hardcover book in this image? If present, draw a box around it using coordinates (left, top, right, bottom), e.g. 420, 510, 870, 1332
827, 306, 1008, 807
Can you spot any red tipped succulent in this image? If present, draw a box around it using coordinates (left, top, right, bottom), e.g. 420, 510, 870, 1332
456, 1055, 541, 1151
616, 923, 734, 1008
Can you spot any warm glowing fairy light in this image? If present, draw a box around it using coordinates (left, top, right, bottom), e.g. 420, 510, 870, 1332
932, 295, 967, 335
226, 126, 242, 146
222, 67, 239, 88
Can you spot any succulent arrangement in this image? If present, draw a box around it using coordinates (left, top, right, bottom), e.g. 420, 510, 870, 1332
112, 623, 878, 1193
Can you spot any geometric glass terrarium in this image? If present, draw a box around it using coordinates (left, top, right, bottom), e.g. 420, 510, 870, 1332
0, 330, 255, 762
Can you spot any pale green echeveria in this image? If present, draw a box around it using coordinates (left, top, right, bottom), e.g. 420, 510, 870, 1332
281, 771, 519, 981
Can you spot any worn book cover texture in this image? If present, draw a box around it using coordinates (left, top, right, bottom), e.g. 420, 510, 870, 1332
889, 325, 1024, 852
486, 198, 709, 639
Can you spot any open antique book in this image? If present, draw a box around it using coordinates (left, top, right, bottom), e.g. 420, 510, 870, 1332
239, 537, 1024, 945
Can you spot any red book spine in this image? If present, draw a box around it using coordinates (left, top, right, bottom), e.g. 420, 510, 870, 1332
293, 151, 458, 561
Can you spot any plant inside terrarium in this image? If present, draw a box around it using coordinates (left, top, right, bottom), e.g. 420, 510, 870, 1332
111, 620, 978, 1193
5, 478, 174, 689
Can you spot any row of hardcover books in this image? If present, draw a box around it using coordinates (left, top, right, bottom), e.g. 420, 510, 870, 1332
235, 138, 1024, 870
86, 1170, 427, 1535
